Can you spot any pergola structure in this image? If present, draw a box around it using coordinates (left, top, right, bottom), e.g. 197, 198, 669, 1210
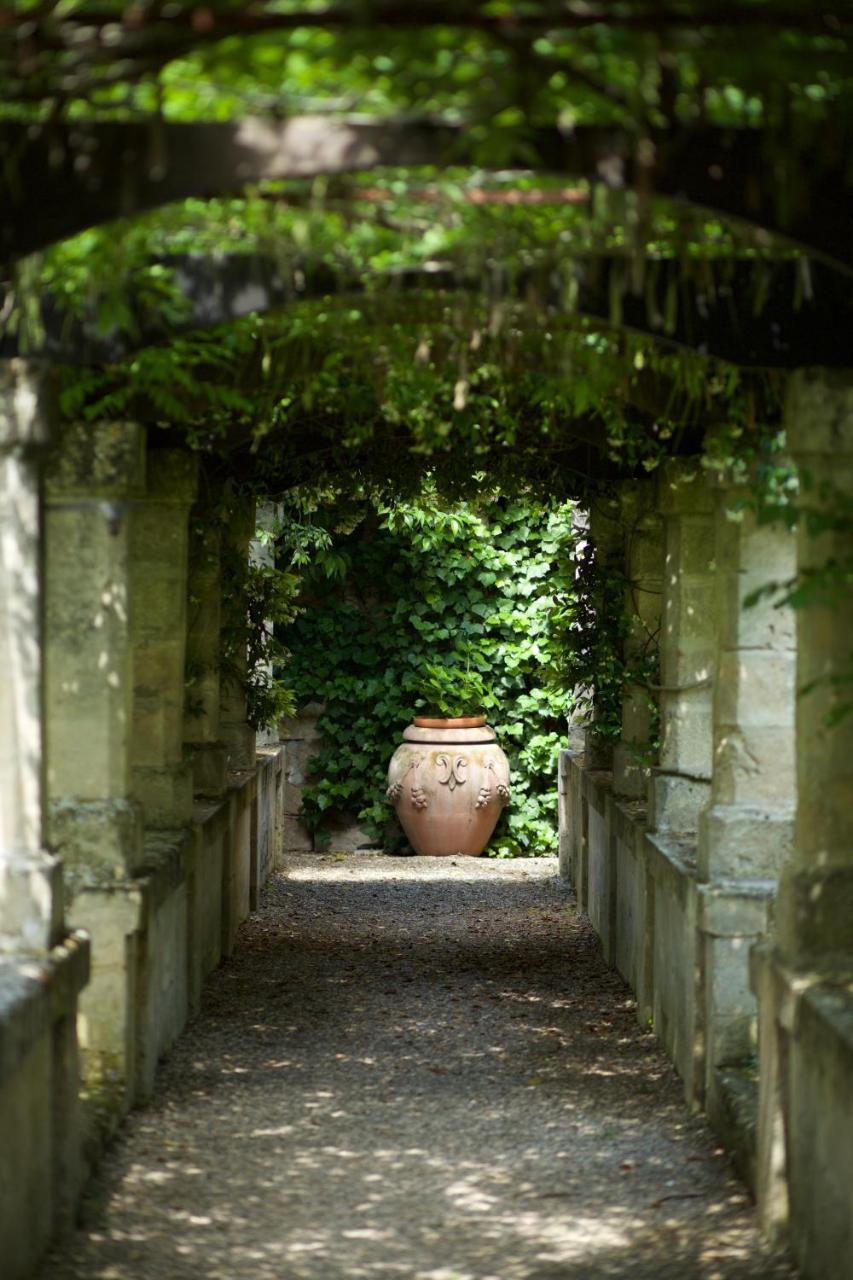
1, 6, 852, 1279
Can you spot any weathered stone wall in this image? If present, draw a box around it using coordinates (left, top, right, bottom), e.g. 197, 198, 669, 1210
279, 701, 378, 855
751, 370, 853, 1280
0, 409, 288, 1278
564, 408, 853, 1280
0, 362, 88, 1280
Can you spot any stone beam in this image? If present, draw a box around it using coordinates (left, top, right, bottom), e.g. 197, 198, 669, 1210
2, 120, 850, 271
9, 254, 853, 372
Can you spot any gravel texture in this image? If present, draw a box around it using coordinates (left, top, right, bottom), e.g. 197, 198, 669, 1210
41, 854, 797, 1280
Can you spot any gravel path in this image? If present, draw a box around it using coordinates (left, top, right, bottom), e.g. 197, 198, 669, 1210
42, 855, 796, 1280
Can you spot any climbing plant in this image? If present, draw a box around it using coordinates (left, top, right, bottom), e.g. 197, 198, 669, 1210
279, 485, 576, 856
546, 514, 660, 763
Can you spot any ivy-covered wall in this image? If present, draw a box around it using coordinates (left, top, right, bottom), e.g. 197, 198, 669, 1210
280, 491, 576, 856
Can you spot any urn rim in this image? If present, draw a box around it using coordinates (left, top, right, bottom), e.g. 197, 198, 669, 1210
413, 715, 487, 729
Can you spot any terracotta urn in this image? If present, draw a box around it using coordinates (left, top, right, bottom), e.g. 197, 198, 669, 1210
386, 716, 511, 856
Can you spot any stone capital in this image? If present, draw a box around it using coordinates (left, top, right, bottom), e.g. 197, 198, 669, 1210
0, 359, 55, 452
657, 459, 714, 516
145, 449, 199, 505
45, 420, 145, 500
785, 368, 853, 460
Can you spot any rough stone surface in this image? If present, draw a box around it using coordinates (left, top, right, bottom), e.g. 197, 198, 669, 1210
650, 464, 716, 833
130, 452, 197, 827
41, 855, 795, 1280
0, 360, 60, 954
0, 932, 88, 1280
613, 482, 663, 800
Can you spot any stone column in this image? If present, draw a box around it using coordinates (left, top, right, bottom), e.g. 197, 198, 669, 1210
699, 490, 796, 882
45, 421, 146, 879
585, 493, 623, 769
0, 360, 63, 954
184, 484, 228, 797
613, 481, 664, 799
219, 490, 257, 772
752, 370, 853, 1262
130, 449, 198, 828
777, 371, 853, 958
697, 481, 796, 1124
251, 501, 283, 749
648, 463, 716, 833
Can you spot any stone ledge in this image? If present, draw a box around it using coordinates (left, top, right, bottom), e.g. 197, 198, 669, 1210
646, 830, 698, 887
0, 929, 89, 1086
67, 829, 191, 918
193, 794, 230, 829
609, 794, 647, 846
226, 767, 258, 794
803, 981, 853, 1055
138, 830, 192, 907
750, 944, 853, 1033
578, 766, 614, 847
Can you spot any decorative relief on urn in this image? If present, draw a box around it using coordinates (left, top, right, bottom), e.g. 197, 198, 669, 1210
475, 783, 492, 809
436, 754, 467, 790
386, 754, 429, 809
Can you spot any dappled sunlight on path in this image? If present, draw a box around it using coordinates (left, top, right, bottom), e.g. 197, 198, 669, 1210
41, 855, 795, 1280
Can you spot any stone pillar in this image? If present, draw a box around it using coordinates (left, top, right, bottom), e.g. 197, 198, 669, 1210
251, 501, 283, 749
648, 463, 716, 833
130, 449, 198, 828
45, 421, 146, 879
184, 485, 228, 797
0, 360, 63, 954
585, 492, 624, 769
219, 490, 257, 772
280, 701, 324, 853
613, 481, 664, 799
777, 371, 853, 958
697, 481, 796, 1124
751, 370, 853, 1266
699, 492, 796, 882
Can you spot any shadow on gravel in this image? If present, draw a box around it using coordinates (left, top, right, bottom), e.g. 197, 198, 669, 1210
39, 858, 796, 1280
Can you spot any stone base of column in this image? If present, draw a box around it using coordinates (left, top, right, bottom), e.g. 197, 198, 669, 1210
776, 865, 853, 958
698, 883, 774, 1133
649, 774, 710, 833
698, 804, 794, 881
186, 740, 229, 798
221, 721, 257, 773
612, 742, 651, 799
750, 941, 791, 1245
133, 761, 194, 830
584, 730, 613, 770
48, 798, 144, 882
0, 852, 64, 955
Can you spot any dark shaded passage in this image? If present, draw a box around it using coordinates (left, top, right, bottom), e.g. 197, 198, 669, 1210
41, 856, 795, 1280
